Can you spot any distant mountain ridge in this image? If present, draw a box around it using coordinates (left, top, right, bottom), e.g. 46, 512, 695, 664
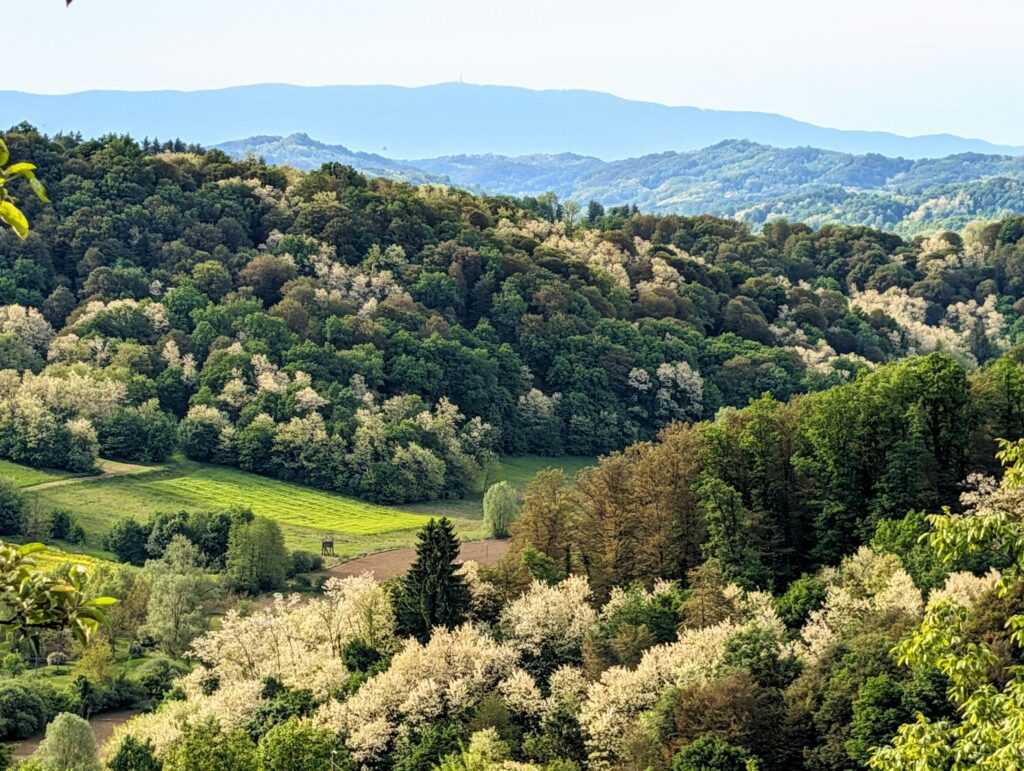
2, 82, 1022, 160
215, 133, 1024, 235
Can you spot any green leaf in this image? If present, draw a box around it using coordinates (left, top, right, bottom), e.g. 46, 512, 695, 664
0, 139, 8, 167
29, 176, 49, 204
16, 543, 46, 557
5, 162, 37, 175
89, 596, 119, 607
0, 200, 29, 239
4, 164, 49, 204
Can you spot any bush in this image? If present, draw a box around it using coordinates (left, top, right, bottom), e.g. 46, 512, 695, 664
49, 508, 74, 540
103, 518, 151, 566
245, 687, 316, 741
136, 657, 189, 704
162, 719, 257, 771
392, 722, 465, 771
0, 681, 54, 740
775, 574, 827, 630
256, 718, 344, 771
0, 480, 26, 536
287, 550, 323, 578
671, 737, 757, 771
107, 735, 160, 771
46, 652, 68, 667
1, 653, 25, 678
66, 522, 86, 545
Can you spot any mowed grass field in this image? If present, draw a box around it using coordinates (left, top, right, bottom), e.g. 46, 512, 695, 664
21, 461, 447, 557
0, 460, 77, 488
3, 454, 595, 560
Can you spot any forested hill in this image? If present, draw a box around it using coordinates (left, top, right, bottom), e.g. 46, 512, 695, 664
5, 124, 1024, 507
218, 134, 1024, 235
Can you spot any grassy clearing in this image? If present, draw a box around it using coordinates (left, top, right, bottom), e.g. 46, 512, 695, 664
10, 455, 592, 559
148, 467, 431, 534
0, 460, 77, 488
401, 455, 597, 519
23, 459, 462, 557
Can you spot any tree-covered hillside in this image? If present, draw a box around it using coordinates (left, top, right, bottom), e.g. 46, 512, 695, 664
4, 124, 1024, 506
219, 135, 1024, 235
8, 123, 1024, 771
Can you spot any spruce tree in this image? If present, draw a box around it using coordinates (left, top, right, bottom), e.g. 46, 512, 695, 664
396, 518, 470, 640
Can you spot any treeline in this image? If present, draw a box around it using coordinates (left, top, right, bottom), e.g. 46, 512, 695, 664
4, 124, 1024, 502
509, 349, 1023, 593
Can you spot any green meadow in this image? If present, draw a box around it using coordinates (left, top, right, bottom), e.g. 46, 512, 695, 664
2, 455, 595, 560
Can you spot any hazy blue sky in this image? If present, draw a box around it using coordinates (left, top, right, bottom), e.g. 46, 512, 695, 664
9, 0, 1024, 143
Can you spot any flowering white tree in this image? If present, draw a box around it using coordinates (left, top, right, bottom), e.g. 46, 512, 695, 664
315, 624, 519, 764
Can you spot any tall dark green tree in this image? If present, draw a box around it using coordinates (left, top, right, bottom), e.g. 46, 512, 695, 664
395, 518, 470, 640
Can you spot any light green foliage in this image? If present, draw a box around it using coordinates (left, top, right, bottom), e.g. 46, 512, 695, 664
671, 737, 758, 771
0, 137, 50, 239
142, 536, 216, 657
71, 641, 116, 684
162, 719, 257, 771
482, 480, 518, 538
256, 718, 343, 771
225, 516, 288, 593
870, 438, 1024, 769
0, 540, 115, 651
436, 728, 512, 771
1, 652, 24, 677
698, 473, 771, 589
27, 712, 100, 771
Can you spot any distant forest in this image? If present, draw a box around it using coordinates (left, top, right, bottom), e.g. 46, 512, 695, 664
217, 134, 1024, 235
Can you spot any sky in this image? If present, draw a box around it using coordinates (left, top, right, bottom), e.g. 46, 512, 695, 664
8, 0, 1024, 144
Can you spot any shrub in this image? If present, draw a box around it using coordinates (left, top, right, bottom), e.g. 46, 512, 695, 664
256, 718, 343, 771
66, 523, 86, 545
161, 719, 257, 771
45, 652, 67, 667
1, 653, 25, 678
107, 735, 160, 771
671, 737, 757, 771
0, 480, 26, 535
287, 550, 322, 577
49, 509, 74, 540
136, 657, 189, 704
103, 518, 151, 566
0, 681, 51, 740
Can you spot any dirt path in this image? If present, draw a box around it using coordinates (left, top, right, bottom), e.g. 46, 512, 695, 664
329, 538, 511, 581
22, 460, 164, 491
13, 708, 143, 760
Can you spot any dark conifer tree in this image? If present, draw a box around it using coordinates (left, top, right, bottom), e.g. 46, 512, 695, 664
395, 517, 470, 640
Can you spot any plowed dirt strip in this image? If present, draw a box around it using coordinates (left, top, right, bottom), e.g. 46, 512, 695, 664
329, 538, 511, 581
